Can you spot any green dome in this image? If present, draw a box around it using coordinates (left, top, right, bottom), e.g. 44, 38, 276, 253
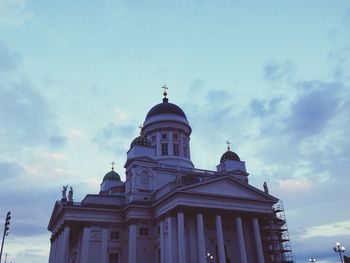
130, 135, 152, 148
220, 150, 240, 163
103, 170, 121, 182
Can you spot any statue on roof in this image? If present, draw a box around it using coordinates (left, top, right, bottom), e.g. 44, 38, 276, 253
263, 181, 269, 194
61, 185, 68, 201
68, 186, 73, 202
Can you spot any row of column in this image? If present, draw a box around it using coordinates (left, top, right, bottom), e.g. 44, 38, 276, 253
130, 212, 265, 263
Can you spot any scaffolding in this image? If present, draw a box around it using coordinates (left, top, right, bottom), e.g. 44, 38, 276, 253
261, 200, 295, 263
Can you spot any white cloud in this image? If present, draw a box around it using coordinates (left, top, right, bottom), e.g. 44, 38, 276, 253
67, 129, 85, 139
113, 107, 128, 122
277, 178, 312, 193
40, 152, 66, 161
301, 220, 350, 239
0, 0, 33, 28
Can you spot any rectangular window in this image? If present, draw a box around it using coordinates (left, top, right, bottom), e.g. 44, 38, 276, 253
183, 146, 187, 158
151, 135, 156, 142
161, 133, 167, 139
173, 133, 178, 140
161, 143, 168, 155
110, 231, 119, 240
139, 227, 149, 236
173, 144, 179, 156
109, 253, 119, 263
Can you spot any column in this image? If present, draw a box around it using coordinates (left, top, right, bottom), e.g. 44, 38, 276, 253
156, 131, 161, 156
128, 223, 137, 263
100, 227, 109, 263
53, 235, 60, 263
55, 233, 62, 263
177, 211, 186, 261
50, 238, 57, 263
61, 225, 71, 263
80, 226, 91, 263
253, 218, 265, 263
236, 216, 248, 263
196, 213, 206, 263
168, 130, 173, 156
167, 216, 175, 263
188, 216, 197, 263
48, 239, 53, 263
160, 220, 165, 263
215, 215, 226, 263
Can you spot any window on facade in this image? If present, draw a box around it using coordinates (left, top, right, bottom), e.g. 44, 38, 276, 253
173, 133, 178, 140
139, 227, 149, 236
161, 133, 167, 139
161, 143, 168, 155
110, 231, 119, 240
109, 253, 119, 263
183, 146, 188, 158
173, 144, 179, 156
151, 135, 156, 142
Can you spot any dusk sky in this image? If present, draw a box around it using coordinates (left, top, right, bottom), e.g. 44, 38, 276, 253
0, 1, 350, 262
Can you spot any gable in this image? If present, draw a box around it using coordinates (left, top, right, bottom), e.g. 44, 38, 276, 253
181, 176, 275, 202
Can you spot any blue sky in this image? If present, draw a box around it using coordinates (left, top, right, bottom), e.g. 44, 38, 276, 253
1, 1, 350, 262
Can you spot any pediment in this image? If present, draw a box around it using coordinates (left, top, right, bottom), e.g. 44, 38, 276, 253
179, 176, 276, 202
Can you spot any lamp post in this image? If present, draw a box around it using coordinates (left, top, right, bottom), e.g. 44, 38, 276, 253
309, 257, 316, 262
334, 242, 346, 263
0, 212, 11, 263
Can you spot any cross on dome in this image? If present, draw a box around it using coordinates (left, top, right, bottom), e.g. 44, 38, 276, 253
111, 161, 115, 170
226, 140, 231, 151
162, 85, 168, 98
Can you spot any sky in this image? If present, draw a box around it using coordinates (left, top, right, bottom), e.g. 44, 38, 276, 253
0, 0, 350, 262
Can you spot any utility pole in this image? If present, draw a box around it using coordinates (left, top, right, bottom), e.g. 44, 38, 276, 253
0, 211, 11, 263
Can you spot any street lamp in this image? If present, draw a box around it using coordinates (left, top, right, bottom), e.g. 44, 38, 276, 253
0, 212, 11, 263
309, 257, 317, 262
206, 252, 214, 262
334, 242, 346, 263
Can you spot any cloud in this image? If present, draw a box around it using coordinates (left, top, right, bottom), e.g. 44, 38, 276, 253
41, 152, 66, 161
263, 60, 295, 81
0, 0, 33, 28
0, 161, 23, 180
206, 89, 231, 104
249, 96, 284, 117
67, 129, 85, 139
0, 80, 65, 151
285, 81, 342, 141
93, 122, 135, 153
300, 220, 350, 239
49, 135, 67, 149
0, 40, 21, 72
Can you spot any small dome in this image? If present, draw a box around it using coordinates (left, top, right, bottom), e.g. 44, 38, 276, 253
130, 134, 152, 148
103, 170, 121, 182
145, 98, 187, 120
220, 150, 240, 163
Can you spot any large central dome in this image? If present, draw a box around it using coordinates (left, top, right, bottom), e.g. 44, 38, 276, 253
145, 97, 187, 120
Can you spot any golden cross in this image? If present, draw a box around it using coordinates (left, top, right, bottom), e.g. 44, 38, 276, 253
225, 140, 231, 150
162, 85, 168, 97
139, 124, 143, 135
111, 161, 115, 170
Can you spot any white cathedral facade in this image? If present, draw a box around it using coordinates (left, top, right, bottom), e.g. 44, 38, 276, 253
47, 91, 294, 263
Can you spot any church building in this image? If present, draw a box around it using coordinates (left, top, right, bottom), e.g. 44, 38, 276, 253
47, 89, 294, 263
